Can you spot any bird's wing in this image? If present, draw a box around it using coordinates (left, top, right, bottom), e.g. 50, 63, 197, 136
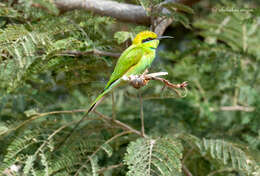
104, 45, 145, 90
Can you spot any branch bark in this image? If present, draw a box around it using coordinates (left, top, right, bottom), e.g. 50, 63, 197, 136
182, 165, 193, 176
94, 110, 148, 138
55, 0, 150, 24
97, 163, 123, 174
54, 0, 200, 35
210, 105, 255, 112
122, 72, 188, 97
58, 49, 120, 58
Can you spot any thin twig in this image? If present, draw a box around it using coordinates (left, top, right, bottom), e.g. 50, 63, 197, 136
74, 131, 131, 176
182, 165, 193, 176
210, 105, 255, 112
122, 72, 188, 97
207, 168, 237, 176
182, 147, 195, 164
112, 91, 116, 121
35, 121, 76, 155
55, 110, 92, 149
194, 79, 207, 102
14, 120, 80, 176
97, 163, 124, 174
139, 92, 145, 137
58, 49, 120, 58
94, 110, 148, 138
0, 109, 86, 136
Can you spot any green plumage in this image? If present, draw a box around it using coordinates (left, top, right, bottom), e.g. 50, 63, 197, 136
88, 31, 160, 112
89, 46, 157, 111
60, 31, 161, 145
105, 46, 155, 89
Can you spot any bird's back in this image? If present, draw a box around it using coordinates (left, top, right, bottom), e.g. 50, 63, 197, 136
104, 45, 153, 90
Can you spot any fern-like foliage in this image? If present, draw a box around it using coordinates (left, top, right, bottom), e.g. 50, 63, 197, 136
176, 133, 260, 175
0, 118, 118, 175
124, 137, 183, 176
199, 138, 258, 175
1, 0, 260, 175
0, 1, 115, 92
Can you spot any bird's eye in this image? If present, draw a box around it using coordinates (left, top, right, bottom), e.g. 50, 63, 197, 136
142, 37, 154, 43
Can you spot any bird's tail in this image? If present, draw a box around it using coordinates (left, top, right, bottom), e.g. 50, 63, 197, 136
87, 89, 109, 113
57, 79, 121, 148
88, 78, 122, 113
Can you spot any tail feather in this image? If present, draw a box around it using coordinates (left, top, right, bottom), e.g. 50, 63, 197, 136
57, 79, 121, 149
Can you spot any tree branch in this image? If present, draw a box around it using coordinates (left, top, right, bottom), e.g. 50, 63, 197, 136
182, 165, 193, 176
94, 110, 148, 138
55, 0, 200, 35
207, 168, 237, 176
58, 49, 120, 58
122, 72, 188, 97
210, 105, 255, 112
97, 163, 124, 174
55, 0, 150, 24
139, 92, 145, 137
0, 109, 86, 136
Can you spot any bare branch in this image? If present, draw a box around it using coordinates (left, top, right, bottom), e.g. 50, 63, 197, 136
94, 110, 148, 138
207, 168, 237, 176
210, 105, 255, 112
112, 91, 116, 120
139, 92, 145, 137
0, 109, 86, 136
55, 0, 150, 24
122, 72, 188, 97
58, 49, 120, 58
55, 0, 200, 35
154, 18, 174, 36
97, 163, 124, 174
182, 165, 193, 176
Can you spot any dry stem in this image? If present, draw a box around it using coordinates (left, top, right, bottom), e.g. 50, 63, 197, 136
94, 110, 148, 138
139, 92, 145, 137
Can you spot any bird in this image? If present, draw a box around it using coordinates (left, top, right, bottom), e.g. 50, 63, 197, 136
88, 30, 173, 112
59, 31, 173, 146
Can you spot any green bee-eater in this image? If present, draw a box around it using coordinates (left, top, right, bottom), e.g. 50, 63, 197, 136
60, 31, 173, 145
88, 30, 173, 112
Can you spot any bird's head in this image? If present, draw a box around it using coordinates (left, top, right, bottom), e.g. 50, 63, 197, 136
132, 31, 173, 49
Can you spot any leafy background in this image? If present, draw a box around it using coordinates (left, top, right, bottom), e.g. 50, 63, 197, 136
0, 0, 259, 175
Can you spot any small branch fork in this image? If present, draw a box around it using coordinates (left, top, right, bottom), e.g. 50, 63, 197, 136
122, 71, 188, 138
139, 92, 145, 137
122, 72, 188, 97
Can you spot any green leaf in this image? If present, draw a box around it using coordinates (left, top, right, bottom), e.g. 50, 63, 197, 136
39, 152, 49, 176
33, 0, 59, 15
114, 31, 132, 44
23, 155, 36, 175
24, 109, 39, 117
162, 2, 194, 14
173, 12, 191, 29
124, 137, 183, 176
90, 156, 99, 176
199, 139, 256, 174
101, 143, 113, 157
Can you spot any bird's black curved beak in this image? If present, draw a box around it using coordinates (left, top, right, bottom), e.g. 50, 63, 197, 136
156, 36, 174, 40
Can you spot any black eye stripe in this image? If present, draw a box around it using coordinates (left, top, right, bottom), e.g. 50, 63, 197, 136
142, 37, 154, 43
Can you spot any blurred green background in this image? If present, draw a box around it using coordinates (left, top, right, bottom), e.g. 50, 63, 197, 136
0, 0, 259, 175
